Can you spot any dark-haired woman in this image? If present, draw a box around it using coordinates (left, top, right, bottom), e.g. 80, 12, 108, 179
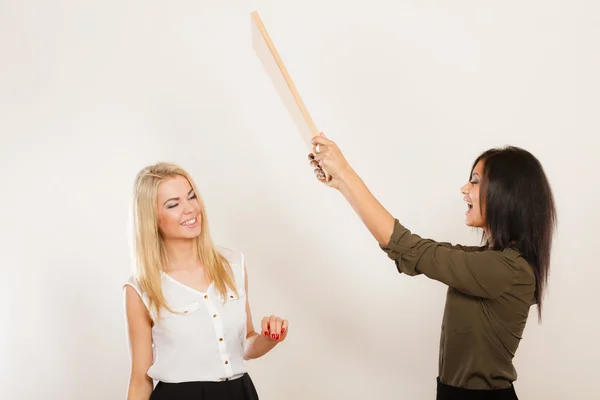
308, 133, 556, 400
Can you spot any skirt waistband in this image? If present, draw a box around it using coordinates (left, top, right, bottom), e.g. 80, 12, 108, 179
150, 373, 259, 400
436, 377, 518, 400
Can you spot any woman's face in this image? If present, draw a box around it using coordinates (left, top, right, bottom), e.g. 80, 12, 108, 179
461, 160, 486, 229
156, 175, 202, 240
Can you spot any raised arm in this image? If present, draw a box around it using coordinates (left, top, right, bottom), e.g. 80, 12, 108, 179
310, 133, 521, 298
310, 133, 399, 245
380, 219, 522, 298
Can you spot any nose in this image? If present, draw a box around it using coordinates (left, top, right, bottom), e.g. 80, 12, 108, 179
460, 182, 470, 194
182, 202, 194, 214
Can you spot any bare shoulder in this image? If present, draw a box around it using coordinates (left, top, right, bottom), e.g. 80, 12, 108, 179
123, 276, 152, 325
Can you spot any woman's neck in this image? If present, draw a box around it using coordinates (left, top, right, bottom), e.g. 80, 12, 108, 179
483, 229, 493, 247
163, 238, 200, 271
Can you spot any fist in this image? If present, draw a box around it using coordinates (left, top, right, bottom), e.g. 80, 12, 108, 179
261, 315, 288, 342
308, 132, 350, 190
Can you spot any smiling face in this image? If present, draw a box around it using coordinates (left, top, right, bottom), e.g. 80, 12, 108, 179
461, 159, 486, 229
156, 174, 202, 241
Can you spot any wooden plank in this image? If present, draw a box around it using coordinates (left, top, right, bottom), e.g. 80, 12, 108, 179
251, 11, 321, 156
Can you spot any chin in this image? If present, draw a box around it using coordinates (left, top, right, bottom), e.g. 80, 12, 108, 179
171, 228, 201, 240
185, 230, 202, 239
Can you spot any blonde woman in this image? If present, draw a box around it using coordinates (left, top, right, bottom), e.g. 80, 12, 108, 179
123, 162, 288, 400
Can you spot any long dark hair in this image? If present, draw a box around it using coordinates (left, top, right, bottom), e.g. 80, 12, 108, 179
472, 146, 556, 321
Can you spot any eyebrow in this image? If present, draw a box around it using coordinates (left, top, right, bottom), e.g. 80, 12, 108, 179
163, 188, 194, 206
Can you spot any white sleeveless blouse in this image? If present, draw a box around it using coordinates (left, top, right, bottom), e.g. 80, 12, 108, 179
125, 248, 248, 383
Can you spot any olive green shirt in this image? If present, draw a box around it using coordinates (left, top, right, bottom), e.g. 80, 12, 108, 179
380, 219, 535, 390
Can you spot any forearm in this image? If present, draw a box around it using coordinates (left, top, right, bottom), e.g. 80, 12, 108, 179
338, 167, 396, 246
127, 376, 153, 400
244, 331, 278, 360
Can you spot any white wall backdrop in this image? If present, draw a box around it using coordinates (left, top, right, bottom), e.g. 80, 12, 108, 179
1, 1, 598, 399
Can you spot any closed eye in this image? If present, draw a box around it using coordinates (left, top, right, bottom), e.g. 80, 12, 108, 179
164, 190, 195, 209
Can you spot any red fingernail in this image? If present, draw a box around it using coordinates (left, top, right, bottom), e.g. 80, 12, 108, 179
276, 334, 280, 340
281, 328, 285, 333
264, 331, 268, 336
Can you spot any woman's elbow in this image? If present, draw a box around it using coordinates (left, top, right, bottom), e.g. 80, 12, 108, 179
128, 373, 153, 395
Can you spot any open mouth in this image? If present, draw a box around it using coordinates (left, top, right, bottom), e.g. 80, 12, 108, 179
181, 217, 197, 227
466, 202, 473, 215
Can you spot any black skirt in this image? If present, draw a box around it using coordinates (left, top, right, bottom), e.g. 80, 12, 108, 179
436, 377, 518, 400
150, 373, 259, 400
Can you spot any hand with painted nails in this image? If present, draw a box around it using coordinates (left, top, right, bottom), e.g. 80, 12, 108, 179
261, 315, 289, 343
308, 132, 353, 190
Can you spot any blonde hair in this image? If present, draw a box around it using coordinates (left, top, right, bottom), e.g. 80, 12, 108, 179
131, 162, 237, 320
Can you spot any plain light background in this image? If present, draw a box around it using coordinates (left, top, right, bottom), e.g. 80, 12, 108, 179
1, 0, 598, 399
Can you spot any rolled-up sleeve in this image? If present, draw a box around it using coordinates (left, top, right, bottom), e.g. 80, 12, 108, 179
380, 219, 521, 299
